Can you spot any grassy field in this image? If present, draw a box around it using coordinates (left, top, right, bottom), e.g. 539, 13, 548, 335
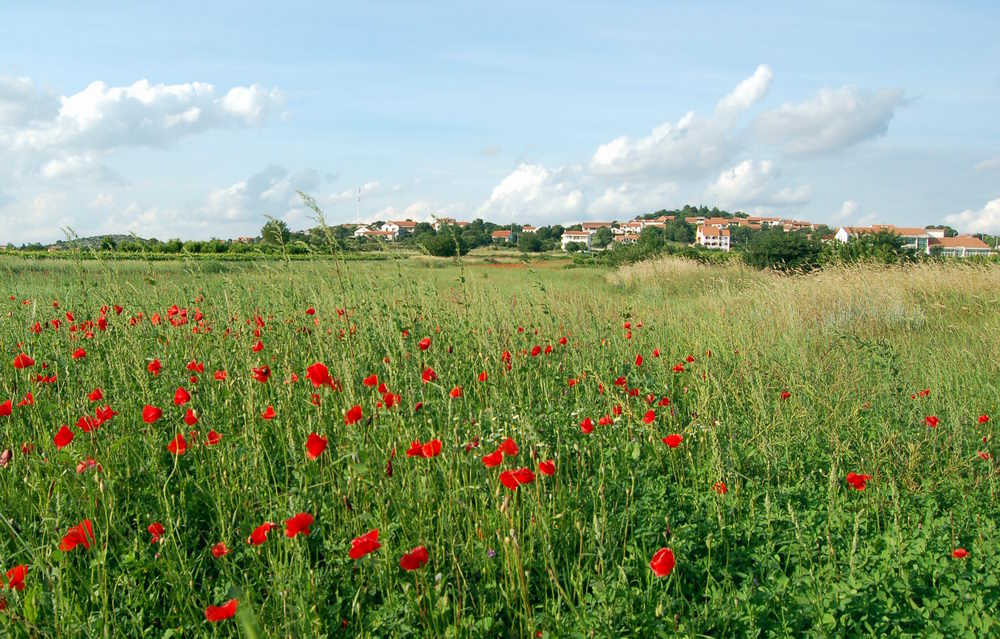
1, 255, 999, 637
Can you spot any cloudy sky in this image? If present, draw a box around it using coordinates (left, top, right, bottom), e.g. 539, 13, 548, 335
2, 1, 999, 243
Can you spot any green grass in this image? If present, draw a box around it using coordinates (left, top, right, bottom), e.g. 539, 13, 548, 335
1, 255, 999, 637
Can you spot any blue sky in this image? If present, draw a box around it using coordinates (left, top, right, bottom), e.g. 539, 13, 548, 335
1, 1, 998, 243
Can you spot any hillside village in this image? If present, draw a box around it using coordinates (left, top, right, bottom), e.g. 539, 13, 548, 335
352, 212, 996, 256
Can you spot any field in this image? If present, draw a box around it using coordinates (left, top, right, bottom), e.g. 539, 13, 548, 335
1, 255, 999, 637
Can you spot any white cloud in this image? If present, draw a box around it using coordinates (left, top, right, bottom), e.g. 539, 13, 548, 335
0, 76, 60, 126
974, 158, 1000, 172
476, 163, 584, 222
704, 159, 811, 209
89, 192, 115, 210
586, 182, 678, 217
753, 86, 906, 156
944, 197, 1000, 233
0, 77, 283, 184
589, 65, 772, 178
831, 199, 859, 222
202, 165, 318, 225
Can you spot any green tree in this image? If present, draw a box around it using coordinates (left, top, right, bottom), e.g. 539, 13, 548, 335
99, 236, 117, 251
262, 220, 291, 245
422, 232, 468, 257
592, 227, 613, 248
744, 230, 821, 272
518, 232, 544, 253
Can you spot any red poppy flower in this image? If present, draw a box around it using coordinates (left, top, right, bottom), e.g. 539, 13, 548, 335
780, 391, 791, 401
598, 414, 613, 426
362, 374, 378, 388
305, 307, 315, 315
538, 460, 555, 476
643, 410, 656, 424
478, 371, 488, 383
349, 529, 381, 559
978, 451, 991, 461
184, 408, 199, 426
260, 405, 276, 420
167, 433, 187, 455
211, 541, 230, 558
652, 348, 660, 358
418, 337, 431, 351
450, 386, 463, 399
12, 353, 35, 369
344, 405, 363, 425
174, 387, 191, 406
952, 548, 968, 559
579, 417, 594, 434
306, 433, 328, 459
500, 437, 518, 457
285, 512, 314, 538
482, 449, 503, 468
634, 353, 643, 367
248, 522, 275, 545
53, 425, 74, 449
148, 522, 165, 543
60, 519, 95, 551
205, 599, 238, 622
400, 545, 429, 571
613, 405, 623, 416
978, 415, 990, 424
0, 401, 12, 418
925, 415, 939, 428
147, 359, 162, 376
713, 482, 727, 494
5, 565, 28, 591
214, 370, 227, 381
672, 363, 685, 373
499, 467, 535, 491
421, 367, 437, 383
88, 388, 103, 402
72, 348, 86, 359
306, 362, 334, 388
142, 404, 162, 424
846, 472, 872, 491
421, 439, 442, 457
662, 434, 683, 448
252, 340, 264, 352
251, 366, 270, 383
649, 548, 675, 577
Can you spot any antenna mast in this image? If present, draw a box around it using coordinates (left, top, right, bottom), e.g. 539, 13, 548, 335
357, 187, 361, 225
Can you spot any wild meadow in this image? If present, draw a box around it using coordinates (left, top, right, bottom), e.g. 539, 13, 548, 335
1, 254, 999, 637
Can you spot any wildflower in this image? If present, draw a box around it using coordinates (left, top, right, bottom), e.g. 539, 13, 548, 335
285, 513, 314, 538
662, 434, 683, 448
925, 415, 939, 428
952, 548, 968, 559
60, 519, 95, 551
349, 529, 381, 559
482, 450, 503, 468
167, 433, 187, 455
649, 548, 675, 577
248, 522, 276, 545
846, 472, 872, 491
142, 405, 162, 424
211, 542, 229, 558
538, 460, 555, 476
174, 387, 191, 406
400, 546, 429, 571
148, 522, 165, 543
5, 565, 28, 591
344, 405, 363, 425
499, 467, 535, 491
305, 433, 328, 460
205, 599, 238, 622
418, 337, 431, 351
579, 417, 594, 434
53, 425, 74, 449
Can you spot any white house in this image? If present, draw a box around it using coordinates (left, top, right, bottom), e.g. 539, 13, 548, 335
380, 219, 418, 240
561, 230, 592, 251
696, 226, 731, 251
835, 225, 935, 253
491, 229, 516, 244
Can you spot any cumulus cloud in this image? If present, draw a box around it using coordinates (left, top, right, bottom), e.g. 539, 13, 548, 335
752, 86, 906, 156
0, 76, 60, 126
202, 165, 318, 225
589, 65, 772, 178
944, 197, 1000, 233
704, 159, 811, 209
586, 182, 678, 217
476, 163, 584, 222
831, 199, 859, 222
0, 77, 283, 184
974, 158, 1000, 172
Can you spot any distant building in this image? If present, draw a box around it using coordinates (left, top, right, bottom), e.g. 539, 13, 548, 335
561, 230, 592, 251
614, 234, 640, 245
521, 225, 538, 233
929, 235, 992, 257
380, 219, 418, 240
835, 225, 935, 253
582, 221, 612, 234
491, 229, 515, 244
696, 226, 731, 251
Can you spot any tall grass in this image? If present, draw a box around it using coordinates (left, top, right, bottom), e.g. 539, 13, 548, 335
1, 255, 998, 636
